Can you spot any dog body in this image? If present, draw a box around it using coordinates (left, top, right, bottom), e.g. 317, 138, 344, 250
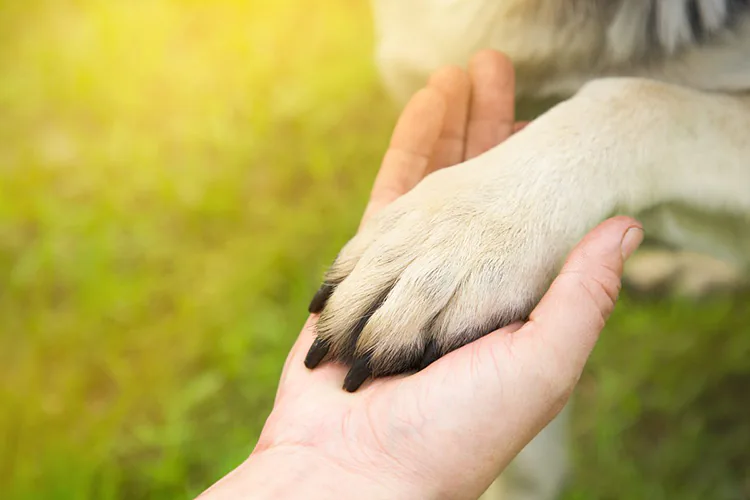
374, 0, 750, 99
316, 3, 750, 498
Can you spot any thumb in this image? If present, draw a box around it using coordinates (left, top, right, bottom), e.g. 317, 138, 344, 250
418, 216, 643, 409
440, 216, 642, 418
503, 216, 644, 408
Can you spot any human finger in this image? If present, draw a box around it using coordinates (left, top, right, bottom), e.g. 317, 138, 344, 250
425, 66, 471, 172
515, 216, 644, 389
513, 121, 530, 133
465, 50, 516, 160
361, 88, 446, 226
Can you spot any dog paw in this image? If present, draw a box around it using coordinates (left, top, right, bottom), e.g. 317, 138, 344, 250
304, 165, 568, 391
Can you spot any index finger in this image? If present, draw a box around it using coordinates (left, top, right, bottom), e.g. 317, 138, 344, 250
361, 87, 446, 226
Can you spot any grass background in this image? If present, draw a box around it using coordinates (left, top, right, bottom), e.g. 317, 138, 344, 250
0, 1, 748, 498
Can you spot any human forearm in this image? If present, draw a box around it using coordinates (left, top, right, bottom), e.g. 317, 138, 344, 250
197, 446, 425, 500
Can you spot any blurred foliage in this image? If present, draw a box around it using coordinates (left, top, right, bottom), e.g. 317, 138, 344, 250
0, 1, 748, 499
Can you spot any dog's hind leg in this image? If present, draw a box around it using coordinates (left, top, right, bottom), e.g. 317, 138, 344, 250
625, 248, 747, 298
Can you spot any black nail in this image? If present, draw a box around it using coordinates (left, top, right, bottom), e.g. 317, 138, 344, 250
419, 340, 441, 370
343, 357, 371, 392
304, 338, 330, 369
308, 283, 334, 313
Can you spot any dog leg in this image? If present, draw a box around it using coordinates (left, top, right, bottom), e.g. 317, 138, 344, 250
308, 77, 750, 385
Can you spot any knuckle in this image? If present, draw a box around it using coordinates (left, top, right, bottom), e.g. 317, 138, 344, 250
578, 262, 623, 323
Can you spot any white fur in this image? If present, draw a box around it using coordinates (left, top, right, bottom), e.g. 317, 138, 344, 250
657, 0, 692, 53
373, 0, 750, 98
698, 0, 728, 32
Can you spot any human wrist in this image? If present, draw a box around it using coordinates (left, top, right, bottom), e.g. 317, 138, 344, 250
199, 445, 428, 500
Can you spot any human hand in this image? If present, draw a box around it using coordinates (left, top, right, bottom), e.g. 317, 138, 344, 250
199, 51, 643, 500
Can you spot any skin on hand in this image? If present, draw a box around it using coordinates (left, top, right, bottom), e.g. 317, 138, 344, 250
361, 50, 519, 225
199, 51, 643, 500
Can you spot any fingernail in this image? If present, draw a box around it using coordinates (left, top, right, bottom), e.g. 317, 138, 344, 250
621, 227, 644, 260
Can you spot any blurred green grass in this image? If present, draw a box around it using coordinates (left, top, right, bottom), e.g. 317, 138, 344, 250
0, 1, 748, 499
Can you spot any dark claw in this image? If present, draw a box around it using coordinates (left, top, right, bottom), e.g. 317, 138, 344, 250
304, 338, 330, 369
419, 340, 441, 370
308, 283, 334, 314
343, 357, 372, 392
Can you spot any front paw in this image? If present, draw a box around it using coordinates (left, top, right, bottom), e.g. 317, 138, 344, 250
305, 167, 567, 391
